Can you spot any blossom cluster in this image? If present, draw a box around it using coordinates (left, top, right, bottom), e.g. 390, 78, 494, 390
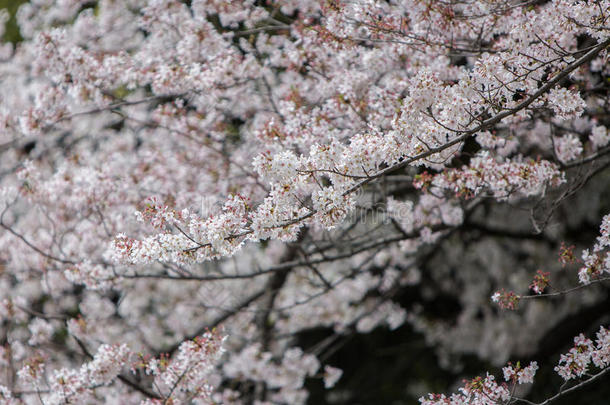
419, 373, 513, 405
18, 344, 131, 405
137, 331, 226, 403
9, 331, 226, 405
555, 326, 610, 381
421, 326, 610, 405
578, 213, 610, 284
0, 0, 608, 403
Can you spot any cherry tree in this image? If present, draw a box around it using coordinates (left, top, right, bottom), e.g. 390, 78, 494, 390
0, 0, 609, 403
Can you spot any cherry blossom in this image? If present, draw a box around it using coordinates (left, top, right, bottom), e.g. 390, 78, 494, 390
0, 0, 609, 403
